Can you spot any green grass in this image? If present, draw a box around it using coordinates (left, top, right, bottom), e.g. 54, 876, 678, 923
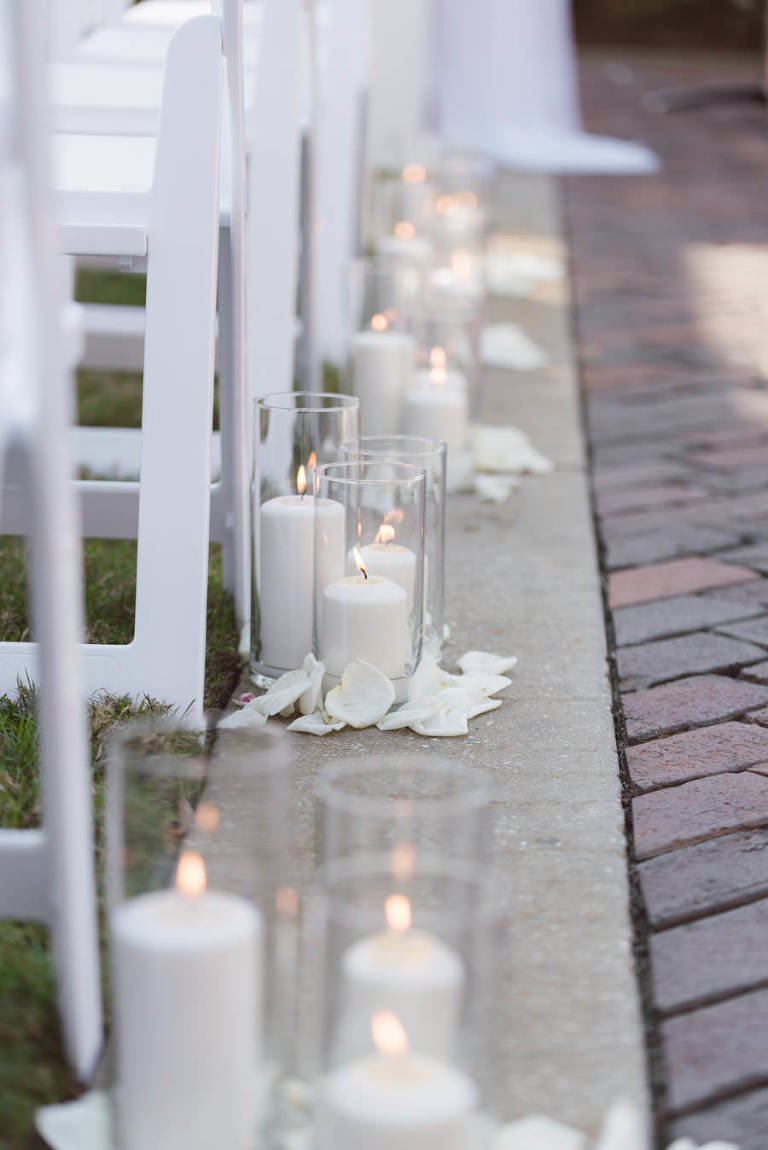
0, 267, 241, 1147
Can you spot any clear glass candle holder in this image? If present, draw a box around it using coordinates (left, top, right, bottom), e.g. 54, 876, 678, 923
429, 237, 487, 308
371, 169, 435, 248
106, 718, 296, 1150
344, 259, 418, 437
251, 392, 360, 682
430, 153, 494, 247
313, 461, 426, 700
341, 436, 446, 656
301, 853, 507, 1148
315, 757, 492, 867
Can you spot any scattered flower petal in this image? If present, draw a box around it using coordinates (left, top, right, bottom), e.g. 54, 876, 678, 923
594, 1099, 647, 1150
280, 703, 296, 719
494, 1114, 586, 1150
410, 704, 469, 737
299, 652, 325, 716
287, 711, 346, 736
325, 660, 395, 728
452, 670, 511, 696
254, 669, 311, 717
458, 650, 518, 676
437, 687, 502, 719
480, 323, 550, 371
471, 423, 553, 475
495, 1118, 584, 1150
475, 474, 519, 504
408, 654, 452, 700
219, 703, 269, 730
377, 698, 441, 730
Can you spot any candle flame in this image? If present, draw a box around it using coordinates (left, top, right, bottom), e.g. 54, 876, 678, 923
402, 164, 426, 184
457, 189, 478, 209
275, 886, 299, 917
435, 193, 456, 216
375, 523, 396, 544
297, 465, 307, 495
371, 1011, 408, 1058
385, 893, 412, 932
429, 347, 447, 370
194, 802, 219, 832
353, 546, 368, 579
370, 313, 389, 333
385, 509, 405, 527
394, 220, 415, 239
451, 250, 471, 276
176, 850, 206, 896
391, 842, 415, 881
308, 451, 317, 471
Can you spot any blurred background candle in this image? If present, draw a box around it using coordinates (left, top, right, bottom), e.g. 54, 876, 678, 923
112, 852, 262, 1150
403, 367, 468, 455
337, 893, 464, 1061
316, 1011, 476, 1150
349, 314, 416, 436
259, 464, 345, 672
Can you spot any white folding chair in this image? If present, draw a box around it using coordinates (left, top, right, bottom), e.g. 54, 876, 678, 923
1, 13, 225, 721
0, 0, 101, 1081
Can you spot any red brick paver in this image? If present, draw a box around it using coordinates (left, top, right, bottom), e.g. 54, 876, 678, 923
608, 557, 759, 609
568, 46, 768, 1144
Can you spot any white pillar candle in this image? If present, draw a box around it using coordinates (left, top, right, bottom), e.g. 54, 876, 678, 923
349, 328, 416, 436
317, 1013, 476, 1150
403, 377, 468, 453
319, 571, 408, 678
112, 853, 262, 1150
337, 895, 464, 1062
412, 366, 468, 395
259, 493, 345, 672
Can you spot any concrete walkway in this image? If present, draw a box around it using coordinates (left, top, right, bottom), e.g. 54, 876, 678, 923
206, 171, 649, 1140
568, 47, 768, 1150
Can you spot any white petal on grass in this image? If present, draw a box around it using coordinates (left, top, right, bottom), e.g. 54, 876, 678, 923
408, 654, 452, 700
458, 650, 518, 676
299, 652, 325, 715
437, 687, 502, 719
377, 698, 440, 730
410, 704, 469, 737
254, 669, 311, 716
219, 703, 269, 730
325, 660, 395, 728
287, 712, 346, 736
493, 1114, 586, 1150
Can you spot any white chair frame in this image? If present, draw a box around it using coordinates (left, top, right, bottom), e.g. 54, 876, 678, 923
0, 14, 225, 723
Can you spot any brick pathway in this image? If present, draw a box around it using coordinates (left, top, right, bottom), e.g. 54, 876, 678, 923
566, 49, 768, 1149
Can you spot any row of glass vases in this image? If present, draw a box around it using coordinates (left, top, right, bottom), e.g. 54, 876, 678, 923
108, 725, 504, 1150
250, 391, 447, 692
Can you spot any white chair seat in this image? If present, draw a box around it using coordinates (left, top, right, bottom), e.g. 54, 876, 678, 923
53, 133, 232, 256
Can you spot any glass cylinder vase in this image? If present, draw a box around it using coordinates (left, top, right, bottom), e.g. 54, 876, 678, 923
342, 436, 446, 656
105, 718, 295, 1150
302, 853, 507, 1148
313, 460, 426, 701
251, 392, 359, 682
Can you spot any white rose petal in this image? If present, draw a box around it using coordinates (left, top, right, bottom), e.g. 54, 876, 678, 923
218, 703, 269, 730
254, 669, 311, 717
325, 660, 395, 729
287, 711, 346, 736
408, 655, 452, 700
475, 474, 520, 504
410, 704, 469, 737
458, 650, 518, 676
377, 698, 440, 731
437, 687, 502, 719
471, 423, 553, 475
449, 670, 512, 696
480, 322, 550, 371
299, 652, 325, 715
493, 1114, 586, 1150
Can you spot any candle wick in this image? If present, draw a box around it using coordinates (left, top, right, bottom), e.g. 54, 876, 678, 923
362, 568, 368, 580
